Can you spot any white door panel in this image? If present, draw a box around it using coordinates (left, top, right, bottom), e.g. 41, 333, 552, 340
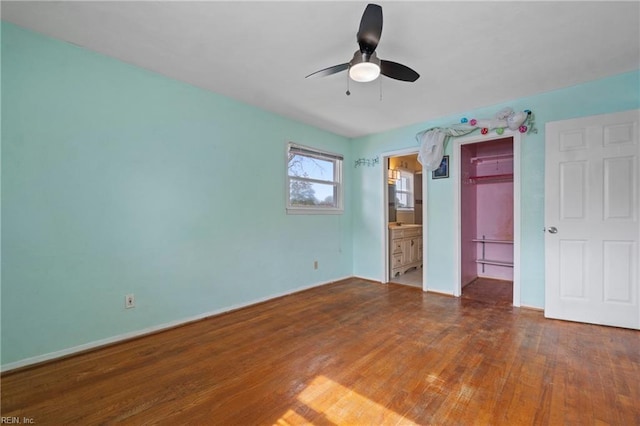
545, 110, 639, 329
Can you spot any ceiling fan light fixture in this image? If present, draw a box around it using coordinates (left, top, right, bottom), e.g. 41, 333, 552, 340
349, 62, 380, 82
349, 51, 381, 82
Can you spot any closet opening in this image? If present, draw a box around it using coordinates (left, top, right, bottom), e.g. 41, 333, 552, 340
459, 136, 516, 305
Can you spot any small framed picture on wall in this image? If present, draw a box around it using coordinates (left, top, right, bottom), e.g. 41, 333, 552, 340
432, 155, 449, 179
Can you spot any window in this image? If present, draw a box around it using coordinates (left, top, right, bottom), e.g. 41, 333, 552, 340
395, 170, 414, 209
287, 143, 343, 214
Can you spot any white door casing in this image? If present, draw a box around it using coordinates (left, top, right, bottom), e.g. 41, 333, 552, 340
381, 148, 427, 291
453, 132, 522, 306
545, 109, 639, 329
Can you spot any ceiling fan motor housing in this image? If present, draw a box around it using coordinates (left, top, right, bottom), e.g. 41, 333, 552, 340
350, 50, 380, 68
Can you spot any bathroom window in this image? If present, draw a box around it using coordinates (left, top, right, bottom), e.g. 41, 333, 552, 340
286, 143, 343, 214
395, 170, 414, 209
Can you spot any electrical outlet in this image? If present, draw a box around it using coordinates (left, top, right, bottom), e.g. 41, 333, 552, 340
314, 260, 318, 270
125, 294, 135, 309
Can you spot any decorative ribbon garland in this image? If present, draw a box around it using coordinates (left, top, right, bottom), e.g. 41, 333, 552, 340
416, 108, 537, 171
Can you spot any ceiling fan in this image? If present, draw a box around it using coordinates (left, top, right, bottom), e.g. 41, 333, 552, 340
306, 3, 420, 83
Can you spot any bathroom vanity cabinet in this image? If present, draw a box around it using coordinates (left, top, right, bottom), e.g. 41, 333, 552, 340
389, 225, 423, 278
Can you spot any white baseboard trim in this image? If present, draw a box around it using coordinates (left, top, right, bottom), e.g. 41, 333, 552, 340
352, 275, 382, 283
425, 288, 455, 297
477, 274, 514, 281
519, 303, 544, 311
1, 276, 351, 373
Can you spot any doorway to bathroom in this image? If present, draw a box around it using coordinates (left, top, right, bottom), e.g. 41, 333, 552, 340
383, 149, 425, 290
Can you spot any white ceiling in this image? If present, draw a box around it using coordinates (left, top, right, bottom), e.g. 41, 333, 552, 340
2, 1, 639, 138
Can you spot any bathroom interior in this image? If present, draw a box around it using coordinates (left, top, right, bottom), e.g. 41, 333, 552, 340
387, 154, 423, 288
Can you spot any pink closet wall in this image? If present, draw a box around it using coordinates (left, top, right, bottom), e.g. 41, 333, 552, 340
461, 138, 514, 284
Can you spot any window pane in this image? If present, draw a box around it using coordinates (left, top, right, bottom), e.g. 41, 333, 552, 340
396, 176, 412, 193
396, 192, 411, 208
395, 170, 414, 209
289, 179, 337, 207
288, 154, 335, 182
286, 143, 343, 214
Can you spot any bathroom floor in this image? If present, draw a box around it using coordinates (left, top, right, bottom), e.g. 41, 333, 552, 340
389, 268, 422, 288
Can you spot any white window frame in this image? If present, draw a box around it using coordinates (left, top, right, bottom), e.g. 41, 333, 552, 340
395, 169, 414, 210
286, 142, 344, 215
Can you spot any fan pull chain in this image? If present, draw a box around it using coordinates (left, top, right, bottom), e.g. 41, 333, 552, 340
379, 76, 383, 101
345, 71, 351, 96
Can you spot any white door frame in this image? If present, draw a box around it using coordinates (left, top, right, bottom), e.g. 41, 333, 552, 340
452, 131, 522, 306
382, 147, 428, 291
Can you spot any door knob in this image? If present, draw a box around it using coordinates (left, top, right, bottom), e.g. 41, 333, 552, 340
548, 226, 558, 234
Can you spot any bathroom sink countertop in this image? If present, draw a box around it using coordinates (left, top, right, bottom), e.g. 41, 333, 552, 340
388, 223, 422, 229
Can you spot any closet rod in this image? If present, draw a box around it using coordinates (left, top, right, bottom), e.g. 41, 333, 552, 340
470, 153, 513, 164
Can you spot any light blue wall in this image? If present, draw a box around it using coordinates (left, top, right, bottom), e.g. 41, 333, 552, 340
351, 70, 640, 307
1, 23, 352, 366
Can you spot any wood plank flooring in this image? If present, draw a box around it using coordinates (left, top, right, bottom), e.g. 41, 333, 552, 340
2, 277, 639, 425
462, 277, 513, 306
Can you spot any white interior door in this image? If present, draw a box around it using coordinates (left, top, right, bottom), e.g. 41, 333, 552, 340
545, 109, 639, 329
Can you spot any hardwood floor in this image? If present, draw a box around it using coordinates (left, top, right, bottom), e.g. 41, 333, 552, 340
462, 277, 513, 306
2, 278, 639, 425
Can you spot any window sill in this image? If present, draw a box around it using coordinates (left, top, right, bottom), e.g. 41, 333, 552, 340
286, 207, 343, 215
